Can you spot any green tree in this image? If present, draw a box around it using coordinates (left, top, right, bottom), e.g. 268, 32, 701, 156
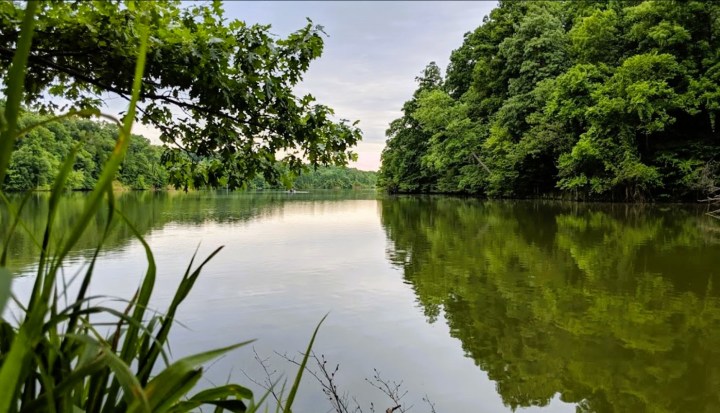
414, 89, 486, 192
569, 8, 622, 65
6, 140, 56, 190
379, 0, 720, 201
2, 108, 170, 191
378, 62, 442, 193
249, 165, 377, 190
0, 0, 362, 190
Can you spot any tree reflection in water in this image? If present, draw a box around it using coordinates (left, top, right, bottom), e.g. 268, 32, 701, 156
380, 197, 720, 413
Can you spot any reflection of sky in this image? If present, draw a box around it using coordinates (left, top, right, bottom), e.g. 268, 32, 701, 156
9, 196, 573, 412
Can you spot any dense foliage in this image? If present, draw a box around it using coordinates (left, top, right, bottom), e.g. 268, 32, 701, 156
4, 109, 167, 191
381, 197, 720, 411
0, 0, 362, 190
2, 107, 375, 192
379, 1, 720, 201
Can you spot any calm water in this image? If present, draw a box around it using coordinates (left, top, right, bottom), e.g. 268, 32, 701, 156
3, 191, 720, 412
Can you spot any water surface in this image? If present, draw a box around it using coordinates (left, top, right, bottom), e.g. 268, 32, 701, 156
3, 192, 720, 412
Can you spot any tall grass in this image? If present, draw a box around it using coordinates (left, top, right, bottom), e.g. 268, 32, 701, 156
0, 2, 318, 412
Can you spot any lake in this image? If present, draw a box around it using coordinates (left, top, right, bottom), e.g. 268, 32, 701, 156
3, 191, 720, 412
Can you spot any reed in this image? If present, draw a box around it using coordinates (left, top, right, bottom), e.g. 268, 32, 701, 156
0, 3, 317, 412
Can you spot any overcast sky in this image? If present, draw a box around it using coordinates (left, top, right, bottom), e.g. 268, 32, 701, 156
134, 1, 498, 171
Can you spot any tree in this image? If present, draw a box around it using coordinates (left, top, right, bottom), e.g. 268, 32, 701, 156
378, 62, 442, 193
0, 0, 362, 190
6, 140, 56, 190
2, 106, 172, 191
379, 0, 720, 201
413, 89, 486, 193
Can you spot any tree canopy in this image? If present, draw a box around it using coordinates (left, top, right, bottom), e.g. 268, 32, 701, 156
2, 108, 167, 191
249, 165, 377, 190
0, 0, 362, 190
1, 105, 374, 192
379, 0, 720, 201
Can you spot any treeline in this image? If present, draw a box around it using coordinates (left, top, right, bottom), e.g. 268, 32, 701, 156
5, 109, 376, 192
248, 166, 377, 190
5, 110, 167, 191
379, 1, 720, 201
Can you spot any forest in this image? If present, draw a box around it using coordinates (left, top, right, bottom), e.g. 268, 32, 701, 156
4, 109, 375, 192
4, 109, 167, 191
248, 166, 377, 190
378, 0, 720, 201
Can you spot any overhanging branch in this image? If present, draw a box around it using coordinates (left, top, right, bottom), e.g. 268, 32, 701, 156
0, 46, 261, 130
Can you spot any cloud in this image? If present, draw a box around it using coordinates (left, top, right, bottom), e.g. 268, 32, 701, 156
105, 2, 498, 172
225, 1, 497, 171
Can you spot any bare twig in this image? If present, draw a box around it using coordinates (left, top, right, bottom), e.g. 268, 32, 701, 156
247, 351, 438, 413
422, 396, 437, 413
366, 369, 410, 413
471, 152, 492, 174
239, 347, 286, 410
696, 161, 720, 217
278, 351, 359, 413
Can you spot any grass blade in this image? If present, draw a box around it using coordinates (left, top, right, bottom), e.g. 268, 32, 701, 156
61, 188, 115, 345
115, 208, 157, 362
168, 384, 254, 413
188, 385, 254, 403
14, 108, 103, 140
0, 14, 148, 413
132, 341, 254, 413
50, 25, 148, 272
0, 0, 38, 186
283, 314, 327, 413
0, 191, 32, 266
29, 144, 81, 311
137, 246, 224, 385
101, 346, 151, 413
0, 2, 40, 409
245, 381, 278, 413
0, 192, 43, 257
0, 267, 11, 315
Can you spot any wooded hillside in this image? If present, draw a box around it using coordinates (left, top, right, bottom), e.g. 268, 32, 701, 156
4, 110, 166, 191
379, 1, 720, 201
4, 109, 373, 191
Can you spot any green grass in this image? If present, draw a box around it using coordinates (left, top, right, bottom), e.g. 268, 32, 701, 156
0, 3, 318, 412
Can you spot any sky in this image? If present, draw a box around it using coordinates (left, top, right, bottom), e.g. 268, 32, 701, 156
134, 1, 498, 171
